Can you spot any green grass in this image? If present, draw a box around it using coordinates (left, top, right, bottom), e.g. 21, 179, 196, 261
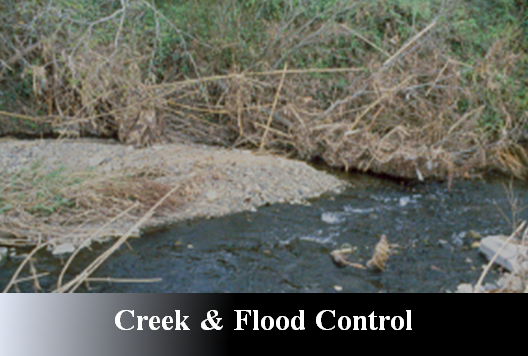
0, 162, 88, 217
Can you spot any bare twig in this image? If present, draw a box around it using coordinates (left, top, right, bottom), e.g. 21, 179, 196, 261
383, 20, 437, 67
85, 277, 162, 284
0, 109, 52, 122
53, 183, 184, 293
3, 239, 52, 293
344, 75, 414, 134
260, 63, 288, 150
10, 272, 50, 285
5, 41, 41, 65
339, 24, 390, 57
57, 203, 139, 290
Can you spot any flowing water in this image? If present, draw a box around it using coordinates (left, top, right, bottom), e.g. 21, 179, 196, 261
2, 171, 527, 293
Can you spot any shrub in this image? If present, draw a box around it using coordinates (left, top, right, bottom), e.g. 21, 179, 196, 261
1, 0, 527, 178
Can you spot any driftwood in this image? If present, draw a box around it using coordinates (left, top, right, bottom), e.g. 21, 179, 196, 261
366, 234, 391, 272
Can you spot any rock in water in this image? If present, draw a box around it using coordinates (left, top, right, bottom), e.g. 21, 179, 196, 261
52, 243, 76, 255
479, 235, 528, 273
456, 283, 474, 293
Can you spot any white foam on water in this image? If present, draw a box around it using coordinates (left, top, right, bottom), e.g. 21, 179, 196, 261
399, 195, 420, 207
321, 212, 345, 224
299, 235, 336, 244
370, 195, 392, 203
299, 231, 339, 245
277, 229, 339, 247
399, 196, 411, 207
343, 206, 375, 214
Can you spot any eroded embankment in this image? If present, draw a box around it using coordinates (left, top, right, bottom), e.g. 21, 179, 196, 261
0, 138, 346, 249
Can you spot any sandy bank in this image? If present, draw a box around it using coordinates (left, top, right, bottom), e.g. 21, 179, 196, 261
0, 138, 346, 248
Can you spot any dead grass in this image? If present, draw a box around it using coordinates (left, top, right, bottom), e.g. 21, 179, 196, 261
0, 158, 201, 292
2, 179, 187, 293
0, 163, 196, 245
1, 2, 526, 180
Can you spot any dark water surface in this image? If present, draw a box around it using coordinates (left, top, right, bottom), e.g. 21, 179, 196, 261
2, 172, 527, 293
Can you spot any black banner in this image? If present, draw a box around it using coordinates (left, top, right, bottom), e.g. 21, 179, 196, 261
0, 294, 516, 355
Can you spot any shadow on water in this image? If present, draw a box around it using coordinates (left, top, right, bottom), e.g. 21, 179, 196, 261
2, 172, 527, 292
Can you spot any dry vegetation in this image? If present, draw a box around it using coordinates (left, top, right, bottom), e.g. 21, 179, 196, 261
2, 179, 185, 293
0, 159, 199, 292
0, 162, 195, 245
1, 0, 527, 179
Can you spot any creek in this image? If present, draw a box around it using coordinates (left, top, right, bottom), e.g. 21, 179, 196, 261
2, 171, 526, 293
